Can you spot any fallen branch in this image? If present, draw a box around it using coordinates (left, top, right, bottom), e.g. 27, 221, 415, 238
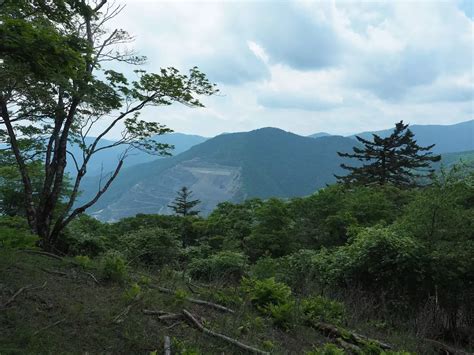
165, 322, 182, 330
112, 304, 134, 324
20, 250, 63, 261
423, 338, 470, 355
182, 309, 269, 355
112, 295, 140, 324
2, 285, 32, 308
314, 322, 392, 350
1, 281, 47, 310
154, 286, 235, 314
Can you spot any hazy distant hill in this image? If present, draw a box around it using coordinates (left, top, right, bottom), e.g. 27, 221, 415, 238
81, 128, 358, 221
437, 150, 474, 169
308, 132, 331, 139
350, 120, 473, 154
66, 133, 207, 176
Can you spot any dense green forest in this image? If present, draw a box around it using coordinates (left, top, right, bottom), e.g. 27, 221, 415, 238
1, 163, 473, 354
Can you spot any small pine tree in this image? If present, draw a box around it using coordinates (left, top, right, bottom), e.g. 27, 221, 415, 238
336, 121, 441, 187
168, 186, 201, 216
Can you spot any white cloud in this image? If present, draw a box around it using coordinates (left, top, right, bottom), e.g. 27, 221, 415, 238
97, 0, 473, 138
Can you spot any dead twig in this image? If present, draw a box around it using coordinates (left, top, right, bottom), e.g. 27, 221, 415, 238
41, 268, 68, 276
165, 322, 182, 330
33, 319, 65, 336
20, 250, 63, 261
143, 309, 183, 321
182, 309, 269, 355
84, 272, 100, 285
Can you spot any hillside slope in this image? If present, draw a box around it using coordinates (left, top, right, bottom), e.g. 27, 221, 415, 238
81, 128, 357, 221
0, 250, 447, 354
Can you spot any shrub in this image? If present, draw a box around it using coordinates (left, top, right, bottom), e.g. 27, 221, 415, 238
119, 227, 180, 267
311, 226, 430, 305
305, 343, 345, 355
74, 255, 92, 269
302, 296, 345, 326
249, 256, 283, 280
244, 198, 295, 260
123, 282, 141, 302
0, 216, 38, 249
188, 251, 248, 282
100, 251, 127, 283
265, 301, 296, 330
241, 277, 292, 311
278, 250, 321, 290
65, 233, 106, 257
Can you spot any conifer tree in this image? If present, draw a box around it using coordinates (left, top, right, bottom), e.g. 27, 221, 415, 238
336, 121, 441, 187
168, 186, 201, 216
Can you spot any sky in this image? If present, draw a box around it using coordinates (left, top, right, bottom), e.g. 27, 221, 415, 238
103, 0, 474, 138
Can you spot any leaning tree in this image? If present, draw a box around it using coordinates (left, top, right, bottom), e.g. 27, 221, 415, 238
336, 121, 441, 187
0, 0, 217, 250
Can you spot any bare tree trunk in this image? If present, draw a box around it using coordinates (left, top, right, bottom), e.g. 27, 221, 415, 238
0, 99, 37, 232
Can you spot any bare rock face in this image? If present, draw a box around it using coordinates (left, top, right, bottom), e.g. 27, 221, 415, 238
91, 158, 242, 221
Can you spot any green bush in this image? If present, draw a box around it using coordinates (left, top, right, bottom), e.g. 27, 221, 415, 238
302, 296, 345, 326
313, 226, 430, 303
0, 216, 38, 249
123, 282, 141, 302
119, 227, 180, 266
244, 198, 296, 260
242, 277, 292, 311
188, 251, 248, 282
74, 255, 92, 269
100, 251, 127, 283
65, 233, 106, 257
305, 343, 345, 355
65, 215, 109, 256
250, 256, 283, 280
265, 301, 296, 329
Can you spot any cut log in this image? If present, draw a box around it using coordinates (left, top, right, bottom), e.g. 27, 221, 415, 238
182, 309, 269, 355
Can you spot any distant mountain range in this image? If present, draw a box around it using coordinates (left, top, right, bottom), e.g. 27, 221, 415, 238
76, 120, 473, 221
66, 133, 207, 176
79, 128, 358, 221
309, 120, 473, 154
